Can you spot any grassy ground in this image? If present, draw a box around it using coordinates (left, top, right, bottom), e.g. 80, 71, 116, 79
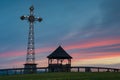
0, 72, 120, 80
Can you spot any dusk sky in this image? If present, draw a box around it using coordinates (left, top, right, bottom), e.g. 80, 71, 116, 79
0, 0, 120, 69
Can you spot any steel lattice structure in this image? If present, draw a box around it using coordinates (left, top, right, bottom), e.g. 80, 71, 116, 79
20, 6, 42, 64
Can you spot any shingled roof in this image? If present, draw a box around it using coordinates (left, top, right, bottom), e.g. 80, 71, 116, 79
47, 46, 72, 59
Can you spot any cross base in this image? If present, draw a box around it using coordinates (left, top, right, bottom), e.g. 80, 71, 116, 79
24, 63, 37, 74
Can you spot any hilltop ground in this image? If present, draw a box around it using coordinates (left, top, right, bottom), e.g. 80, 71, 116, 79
0, 72, 120, 80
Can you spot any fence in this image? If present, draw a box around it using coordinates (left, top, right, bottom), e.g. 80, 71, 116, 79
0, 66, 120, 75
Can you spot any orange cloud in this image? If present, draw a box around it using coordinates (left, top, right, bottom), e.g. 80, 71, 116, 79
71, 51, 120, 61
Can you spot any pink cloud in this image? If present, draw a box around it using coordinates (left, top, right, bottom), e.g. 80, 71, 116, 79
0, 37, 120, 68
62, 37, 120, 62
65, 37, 120, 50
0, 47, 54, 58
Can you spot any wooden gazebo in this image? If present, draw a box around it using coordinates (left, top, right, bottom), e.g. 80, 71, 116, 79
47, 46, 72, 72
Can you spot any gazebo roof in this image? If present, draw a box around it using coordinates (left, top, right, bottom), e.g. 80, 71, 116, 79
47, 46, 72, 59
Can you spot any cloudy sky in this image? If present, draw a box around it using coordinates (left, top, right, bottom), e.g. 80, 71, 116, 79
0, 0, 120, 69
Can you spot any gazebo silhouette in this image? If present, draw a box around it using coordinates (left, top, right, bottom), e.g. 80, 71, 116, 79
47, 46, 72, 72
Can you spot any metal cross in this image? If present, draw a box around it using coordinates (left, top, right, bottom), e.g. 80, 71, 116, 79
20, 6, 42, 64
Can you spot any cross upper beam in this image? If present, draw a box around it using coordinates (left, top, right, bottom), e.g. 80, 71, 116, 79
20, 6, 42, 23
